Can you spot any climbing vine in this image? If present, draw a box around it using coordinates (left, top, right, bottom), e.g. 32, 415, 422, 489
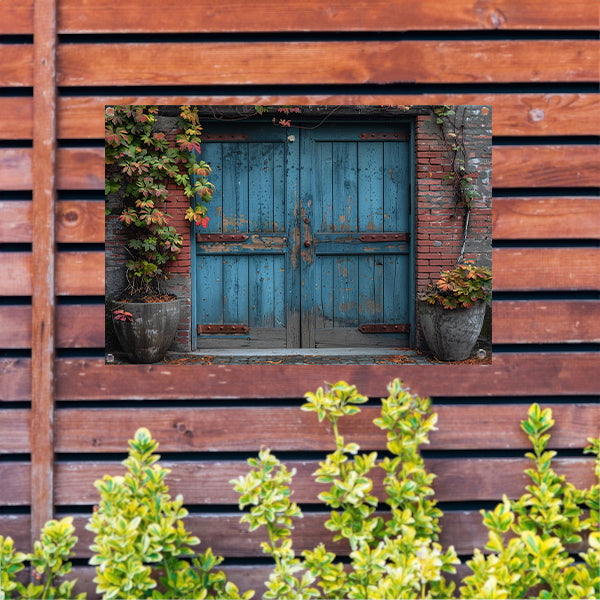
105, 105, 214, 296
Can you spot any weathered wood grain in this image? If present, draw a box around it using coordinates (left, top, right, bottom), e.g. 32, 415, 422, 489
493, 197, 600, 239
6, 145, 596, 192
0, 45, 33, 86
31, 0, 58, 545
57, 41, 599, 86
3, 0, 598, 34
6, 298, 599, 350
493, 300, 600, 344
1, 462, 30, 505
494, 145, 600, 188
493, 248, 600, 291
0, 98, 33, 139
59, 0, 600, 32
2, 508, 586, 559
0, 93, 580, 139
0, 149, 32, 191
0, 252, 104, 296
53, 353, 600, 400
56, 148, 104, 190
0, 304, 105, 349
11, 248, 599, 296
49, 457, 595, 506
0, 201, 32, 243
0, 200, 104, 243
0, 410, 30, 453
53, 404, 599, 453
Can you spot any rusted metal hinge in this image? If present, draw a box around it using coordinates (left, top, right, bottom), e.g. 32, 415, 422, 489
197, 324, 249, 334
359, 233, 409, 242
359, 131, 410, 140
359, 324, 410, 334
196, 233, 249, 242
203, 133, 248, 141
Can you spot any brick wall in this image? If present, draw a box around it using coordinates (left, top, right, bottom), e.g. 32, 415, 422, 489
414, 106, 492, 348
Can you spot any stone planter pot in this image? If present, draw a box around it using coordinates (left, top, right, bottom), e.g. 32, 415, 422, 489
418, 300, 487, 361
112, 298, 180, 363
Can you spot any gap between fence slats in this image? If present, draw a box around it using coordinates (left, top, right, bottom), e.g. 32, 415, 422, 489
56, 41, 599, 87
493, 300, 600, 344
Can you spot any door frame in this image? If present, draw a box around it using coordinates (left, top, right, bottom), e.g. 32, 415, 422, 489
190, 116, 416, 351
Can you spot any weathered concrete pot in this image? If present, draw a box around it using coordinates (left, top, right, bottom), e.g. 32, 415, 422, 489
418, 300, 487, 361
112, 298, 180, 363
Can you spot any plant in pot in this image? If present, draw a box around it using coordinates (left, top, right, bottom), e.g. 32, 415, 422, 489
417, 261, 492, 361
105, 105, 214, 363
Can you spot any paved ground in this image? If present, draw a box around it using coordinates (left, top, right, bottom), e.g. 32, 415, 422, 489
107, 346, 492, 366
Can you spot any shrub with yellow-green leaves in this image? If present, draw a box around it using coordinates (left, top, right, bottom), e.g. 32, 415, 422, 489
0, 517, 83, 600
87, 427, 252, 600
233, 380, 599, 600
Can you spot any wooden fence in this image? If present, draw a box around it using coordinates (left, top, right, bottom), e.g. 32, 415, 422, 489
0, 0, 598, 596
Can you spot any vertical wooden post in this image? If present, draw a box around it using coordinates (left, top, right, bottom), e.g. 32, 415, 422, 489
31, 0, 58, 546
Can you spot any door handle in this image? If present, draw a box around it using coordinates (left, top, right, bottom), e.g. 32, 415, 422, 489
304, 240, 311, 247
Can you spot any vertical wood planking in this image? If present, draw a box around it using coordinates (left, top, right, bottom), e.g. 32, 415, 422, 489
31, 0, 57, 547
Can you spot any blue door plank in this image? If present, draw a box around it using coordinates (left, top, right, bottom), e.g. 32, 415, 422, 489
332, 141, 357, 232
383, 141, 410, 231
196, 255, 223, 323
222, 142, 249, 233
358, 141, 384, 232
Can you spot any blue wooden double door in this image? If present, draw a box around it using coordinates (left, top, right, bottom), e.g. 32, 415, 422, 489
194, 121, 413, 349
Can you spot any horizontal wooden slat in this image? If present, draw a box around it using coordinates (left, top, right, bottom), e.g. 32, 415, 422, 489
0, 148, 104, 191
1, 462, 30, 505
0, 94, 589, 140
0, 410, 30, 453
0, 304, 105, 349
493, 197, 600, 239
58, 0, 600, 33
0, 252, 104, 296
0, 200, 104, 243
494, 145, 600, 188
14, 248, 598, 297
493, 247, 600, 291
3, 0, 597, 34
0, 353, 584, 401
48, 457, 595, 506
0, 149, 32, 190
53, 404, 599, 453
493, 300, 600, 344
0, 201, 32, 243
1, 507, 586, 560
0, 45, 33, 86
6, 298, 599, 350
4, 146, 595, 192
57, 41, 598, 86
